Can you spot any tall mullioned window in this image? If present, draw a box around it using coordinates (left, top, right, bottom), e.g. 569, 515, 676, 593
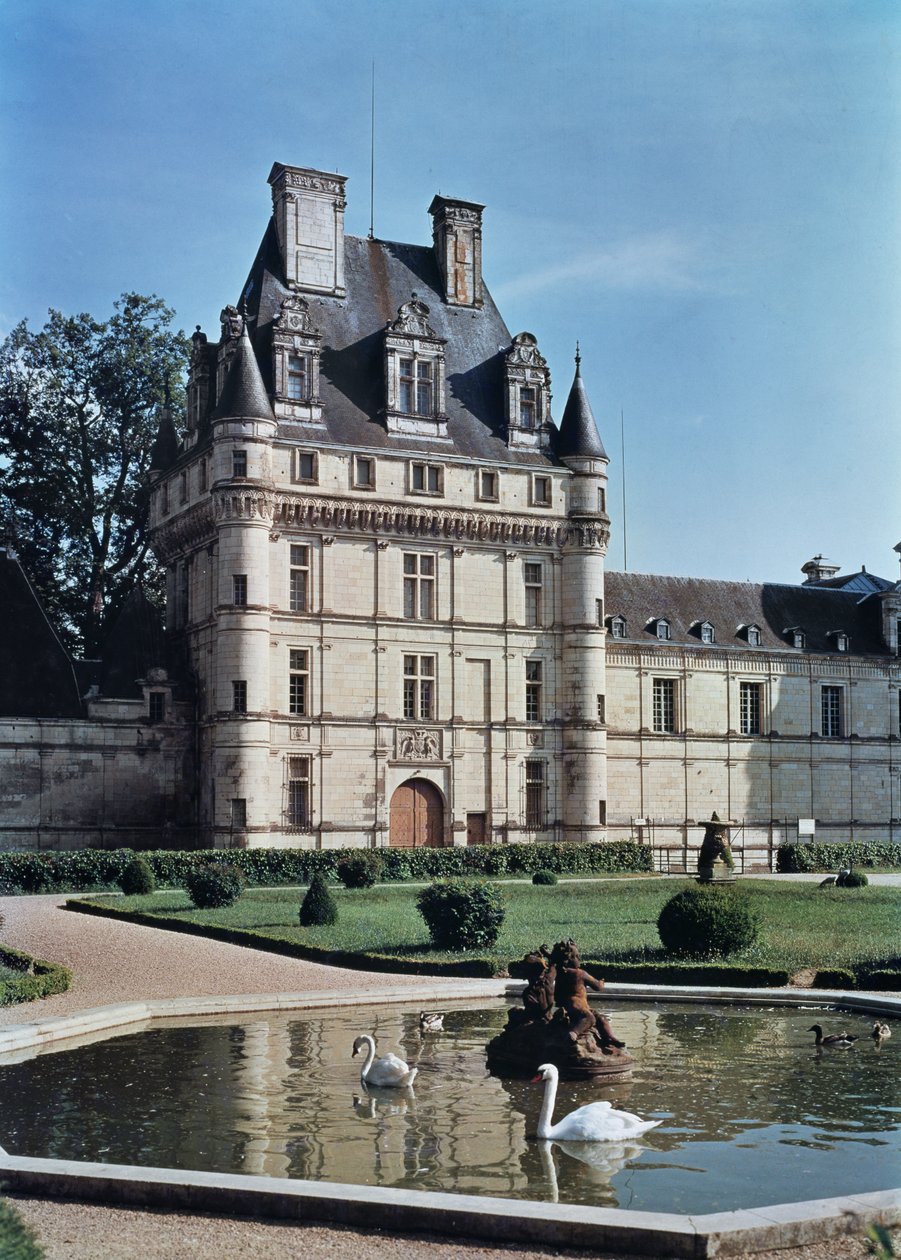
232, 449, 247, 478
652, 678, 676, 733
289, 649, 309, 716
821, 685, 843, 738
519, 386, 538, 429
232, 574, 247, 606
287, 756, 311, 829
403, 655, 435, 720
739, 682, 762, 736
287, 353, 311, 400
232, 680, 247, 713
524, 563, 543, 627
403, 553, 435, 620
525, 760, 546, 829
399, 359, 434, 416
525, 660, 543, 722
289, 545, 310, 612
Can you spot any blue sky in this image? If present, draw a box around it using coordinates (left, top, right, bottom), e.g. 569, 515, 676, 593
1, 0, 898, 584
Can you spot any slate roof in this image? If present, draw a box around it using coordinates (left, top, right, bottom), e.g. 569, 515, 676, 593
99, 586, 171, 700
604, 571, 891, 657
239, 223, 562, 466
0, 549, 82, 717
213, 322, 275, 422
557, 356, 607, 460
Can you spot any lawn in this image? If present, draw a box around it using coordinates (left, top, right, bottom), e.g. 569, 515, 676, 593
83, 878, 901, 974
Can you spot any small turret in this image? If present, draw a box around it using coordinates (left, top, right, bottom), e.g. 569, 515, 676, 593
557, 346, 607, 461
149, 384, 180, 474
213, 320, 275, 423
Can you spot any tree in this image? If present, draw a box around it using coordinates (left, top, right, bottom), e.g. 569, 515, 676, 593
0, 293, 189, 656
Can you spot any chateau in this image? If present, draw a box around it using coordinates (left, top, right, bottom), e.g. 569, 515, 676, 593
2, 161, 900, 858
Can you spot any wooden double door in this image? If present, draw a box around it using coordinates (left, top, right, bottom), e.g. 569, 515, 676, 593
389, 779, 444, 848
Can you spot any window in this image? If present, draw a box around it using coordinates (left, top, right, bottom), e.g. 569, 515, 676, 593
478, 469, 498, 501
532, 475, 551, 506
399, 359, 434, 416
403, 655, 435, 720
525, 660, 543, 722
287, 353, 311, 401
410, 462, 443, 495
835, 633, 849, 653
597, 487, 606, 513
148, 692, 166, 722
287, 756, 311, 829
656, 620, 671, 641
897, 618, 901, 656
232, 680, 247, 713
160, 481, 169, 514
596, 599, 604, 626
700, 622, 715, 645
403, 553, 435, 620
289, 649, 309, 716
231, 798, 247, 829
354, 456, 374, 489
524, 563, 543, 627
289, 545, 310, 613
747, 625, 761, 647
821, 685, 843, 738
232, 574, 247, 606
179, 471, 188, 504
610, 615, 626, 640
652, 677, 676, 733
597, 694, 605, 723
294, 450, 317, 483
792, 629, 806, 649
525, 760, 546, 829
520, 386, 538, 430
199, 457, 208, 492
739, 682, 762, 736
232, 449, 247, 478
598, 800, 607, 825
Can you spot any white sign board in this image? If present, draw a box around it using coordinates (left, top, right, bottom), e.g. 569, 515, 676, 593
798, 818, 816, 837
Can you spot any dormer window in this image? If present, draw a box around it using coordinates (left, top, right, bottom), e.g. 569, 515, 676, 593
829, 631, 850, 653
384, 296, 448, 438
272, 295, 322, 423
505, 333, 551, 451
786, 626, 806, 649
700, 621, 715, 645
742, 624, 762, 647
653, 619, 671, 641
609, 615, 627, 640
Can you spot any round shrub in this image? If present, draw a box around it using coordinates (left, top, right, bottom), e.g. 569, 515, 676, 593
0, 1195, 44, 1260
118, 855, 156, 896
336, 852, 380, 889
416, 879, 505, 951
657, 884, 760, 958
836, 869, 868, 888
532, 868, 558, 885
299, 872, 338, 926
184, 862, 246, 909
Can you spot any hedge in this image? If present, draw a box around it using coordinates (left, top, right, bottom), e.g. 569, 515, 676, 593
0, 943, 72, 1007
0, 840, 653, 894
580, 960, 791, 987
860, 970, 901, 991
777, 842, 901, 873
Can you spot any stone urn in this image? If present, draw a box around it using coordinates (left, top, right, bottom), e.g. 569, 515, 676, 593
697, 812, 736, 883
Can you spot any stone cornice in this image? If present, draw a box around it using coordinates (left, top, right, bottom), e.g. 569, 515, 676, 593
152, 501, 216, 563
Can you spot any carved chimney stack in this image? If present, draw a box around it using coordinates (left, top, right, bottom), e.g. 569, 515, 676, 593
429, 195, 484, 308
268, 163, 347, 297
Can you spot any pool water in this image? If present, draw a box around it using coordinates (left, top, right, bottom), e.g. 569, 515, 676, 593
0, 1001, 898, 1214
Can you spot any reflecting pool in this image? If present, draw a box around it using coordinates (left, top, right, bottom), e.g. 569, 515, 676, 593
1, 1001, 898, 1214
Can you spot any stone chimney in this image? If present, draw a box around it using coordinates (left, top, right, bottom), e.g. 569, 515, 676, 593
429, 195, 484, 307
268, 163, 347, 297
801, 554, 840, 585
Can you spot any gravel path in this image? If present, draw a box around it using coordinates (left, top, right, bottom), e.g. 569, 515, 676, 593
1, 892, 897, 1259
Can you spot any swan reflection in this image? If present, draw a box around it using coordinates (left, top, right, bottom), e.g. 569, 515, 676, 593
352, 1085, 414, 1120
537, 1138, 645, 1202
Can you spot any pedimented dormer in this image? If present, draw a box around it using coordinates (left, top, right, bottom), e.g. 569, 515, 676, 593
272, 295, 323, 425
383, 295, 448, 439
505, 333, 552, 451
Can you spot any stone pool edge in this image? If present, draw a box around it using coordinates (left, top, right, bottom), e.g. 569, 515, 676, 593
0, 982, 899, 1258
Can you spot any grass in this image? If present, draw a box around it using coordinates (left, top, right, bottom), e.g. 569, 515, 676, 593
83, 878, 901, 974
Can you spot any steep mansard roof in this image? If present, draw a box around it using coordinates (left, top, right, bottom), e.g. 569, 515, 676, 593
239, 223, 557, 466
604, 570, 891, 657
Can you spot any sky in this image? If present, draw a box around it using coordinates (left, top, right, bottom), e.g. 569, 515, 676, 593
1, 0, 898, 585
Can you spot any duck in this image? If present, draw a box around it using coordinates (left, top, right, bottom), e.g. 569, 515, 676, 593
808, 1024, 858, 1048
352, 1034, 418, 1088
871, 1021, 892, 1043
532, 1063, 661, 1142
419, 1011, 445, 1033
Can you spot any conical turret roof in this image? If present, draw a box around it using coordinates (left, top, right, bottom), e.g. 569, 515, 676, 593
557, 349, 607, 460
212, 321, 275, 422
149, 408, 180, 472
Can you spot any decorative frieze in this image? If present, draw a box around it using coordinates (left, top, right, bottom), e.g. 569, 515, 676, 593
395, 728, 443, 761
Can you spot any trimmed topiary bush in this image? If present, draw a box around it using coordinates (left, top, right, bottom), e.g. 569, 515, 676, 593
531, 868, 558, 885
118, 855, 156, 896
299, 872, 338, 926
184, 863, 245, 909
0, 1196, 44, 1260
836, 869, 868, 888
336, 852, 380, 889
416, 879, 505, 950
657, 884, 760, 958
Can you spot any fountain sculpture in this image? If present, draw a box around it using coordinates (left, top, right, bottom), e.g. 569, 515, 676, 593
697, 812, 736, 882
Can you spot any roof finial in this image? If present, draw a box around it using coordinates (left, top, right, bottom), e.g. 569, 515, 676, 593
575, 340, 581, 371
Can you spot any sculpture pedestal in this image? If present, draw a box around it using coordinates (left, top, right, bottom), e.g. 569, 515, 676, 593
697, 858, 736, 884
486, 1014, 634, 1081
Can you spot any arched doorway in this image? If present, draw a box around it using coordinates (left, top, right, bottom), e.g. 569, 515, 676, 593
389, 779, 445, 848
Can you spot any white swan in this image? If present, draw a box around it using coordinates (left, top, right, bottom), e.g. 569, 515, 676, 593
532, 1063, 661, 1142
352, 1034, 418, 1088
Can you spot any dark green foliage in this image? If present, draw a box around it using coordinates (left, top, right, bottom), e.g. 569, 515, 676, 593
862, 969, 901, 991
0, 294, 190, 655
580, 959, 790, 986
837, 870, 868, 888
531, 868, 558, 885
184, 863, 245, 909
336, 852, 380, 889
777, 842, 901, 872
416, 879, 505, 950
0, 943, 72, 1007
657, 885, 760, 958
118, 855, 156, 896
810, 968, 857, 989
0, 840, 652, 895
299, 873, 338, 926
0, 1197, 44, 1260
